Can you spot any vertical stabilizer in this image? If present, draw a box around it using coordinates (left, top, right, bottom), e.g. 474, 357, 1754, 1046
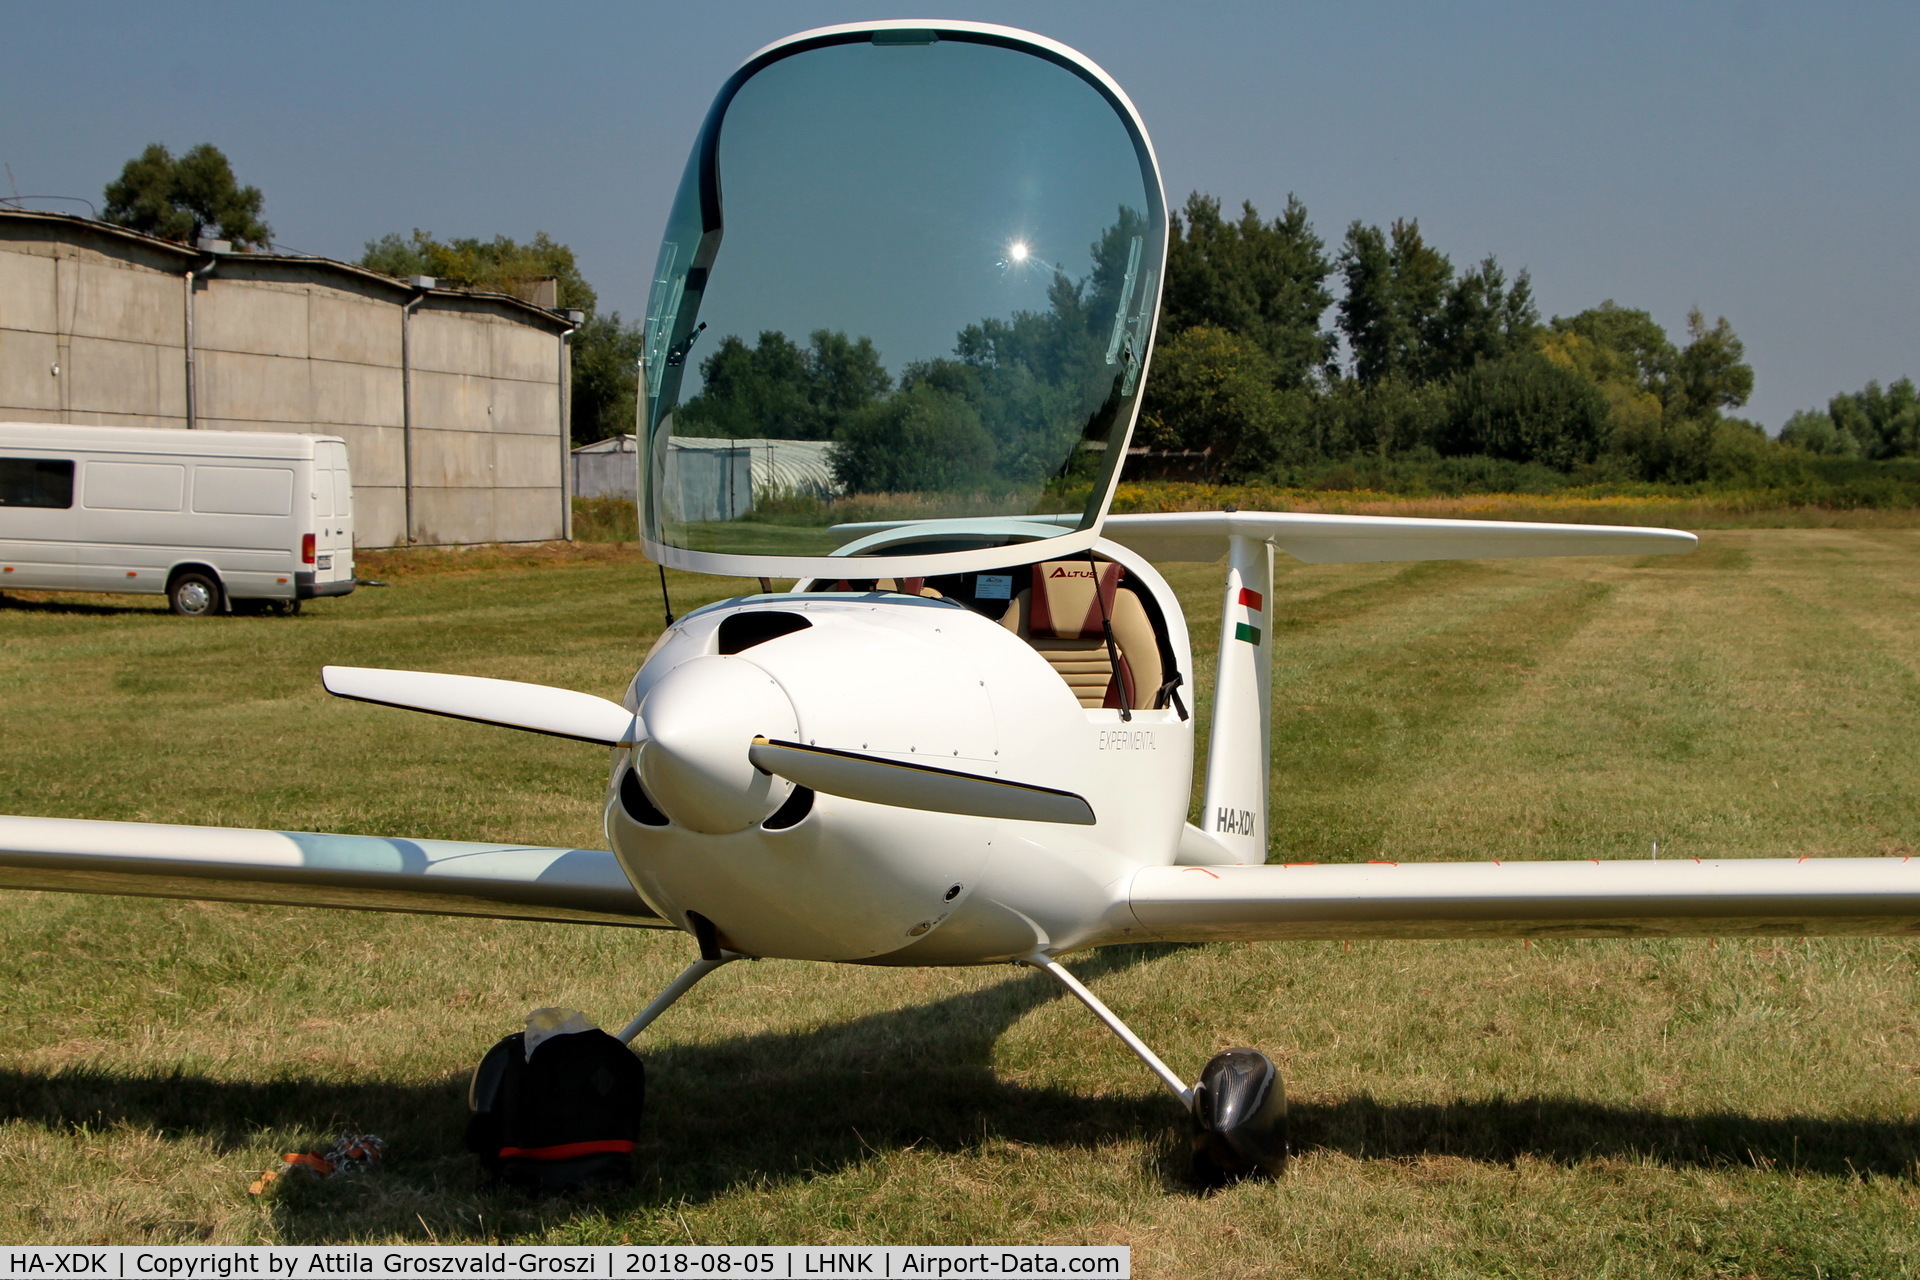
1201, 535, 1272, 864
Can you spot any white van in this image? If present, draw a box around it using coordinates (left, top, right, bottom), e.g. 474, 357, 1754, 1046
0, 424, 355, 616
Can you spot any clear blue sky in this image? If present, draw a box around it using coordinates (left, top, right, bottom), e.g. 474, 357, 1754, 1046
5, 1, 1913, 429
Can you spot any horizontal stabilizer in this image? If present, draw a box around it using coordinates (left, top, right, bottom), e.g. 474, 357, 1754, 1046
1101, 511, 1697, 564
322, 666, 634, 746
1124, 858, 1920, 941
0, 814, 667, 928
749, 737, 1096, 825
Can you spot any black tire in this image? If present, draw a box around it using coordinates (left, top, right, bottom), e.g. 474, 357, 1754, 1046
168, 571, 223, 618
1188, 1048, 1289, 1185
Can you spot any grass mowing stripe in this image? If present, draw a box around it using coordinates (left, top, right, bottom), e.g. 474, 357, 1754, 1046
1270, 575, 1617, 861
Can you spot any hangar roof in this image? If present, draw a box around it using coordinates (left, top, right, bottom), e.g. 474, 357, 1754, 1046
0, 208, 575, 332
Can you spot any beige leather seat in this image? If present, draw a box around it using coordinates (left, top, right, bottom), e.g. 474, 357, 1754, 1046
999, 561, 1164, 710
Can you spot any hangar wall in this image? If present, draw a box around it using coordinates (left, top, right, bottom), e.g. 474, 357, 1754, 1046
0, 210, 574, 547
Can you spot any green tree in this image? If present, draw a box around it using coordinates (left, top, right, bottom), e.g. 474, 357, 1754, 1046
1296, 378, 1446, 461
832, 384, 993, 493
1537, 326, 1663, 453
1580, 308, 1758, 482
677, 332, 815, 438
1137, 326, 1303, 477
1162, 193, 1334, 388
1550, 301, 1675, 394
1670, 308, 1754, 419
1336, 219, 1452, 385
1827, 377, 1920, 459
1431, 257, 1538, 378
360, 229, 596, 312
1777, 408, 1857, 457
676, 330, 894, 441
569, 313, 643, 446
103, 143, 270, 248
1334, 222, 1396, 386
1434, 351, 1610, 470
805, 331, 893, 428
1544, 302, 1703, 480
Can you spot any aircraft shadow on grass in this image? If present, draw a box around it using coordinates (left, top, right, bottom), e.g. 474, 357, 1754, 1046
0, 943, 1915, 1240
0, 595, 167, 617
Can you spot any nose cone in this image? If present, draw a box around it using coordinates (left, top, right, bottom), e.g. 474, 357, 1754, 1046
637, 655, 798, 834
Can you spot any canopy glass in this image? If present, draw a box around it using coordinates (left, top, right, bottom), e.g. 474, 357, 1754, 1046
639, 24, 1166, 578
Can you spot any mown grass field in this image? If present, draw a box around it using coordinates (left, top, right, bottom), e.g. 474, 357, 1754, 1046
0, 527, 1918, 1275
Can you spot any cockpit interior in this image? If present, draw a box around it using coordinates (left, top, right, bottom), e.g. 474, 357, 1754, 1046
797, 548, 1182, 716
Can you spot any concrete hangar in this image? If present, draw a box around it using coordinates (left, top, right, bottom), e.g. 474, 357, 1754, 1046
0, 208, 578, 547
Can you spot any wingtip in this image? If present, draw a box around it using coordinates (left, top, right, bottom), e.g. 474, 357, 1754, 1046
1644, 528, 1701, 554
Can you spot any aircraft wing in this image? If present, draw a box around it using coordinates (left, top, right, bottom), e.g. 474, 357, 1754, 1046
1097, 511, 1697, 564
1121, 859, 1920, 941
0, 815, 668, 928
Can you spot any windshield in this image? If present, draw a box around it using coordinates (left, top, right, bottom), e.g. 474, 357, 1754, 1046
641, 27, 1165, 576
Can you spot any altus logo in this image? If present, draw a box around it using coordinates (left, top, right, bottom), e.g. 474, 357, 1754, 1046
1048, 566, 1097, 579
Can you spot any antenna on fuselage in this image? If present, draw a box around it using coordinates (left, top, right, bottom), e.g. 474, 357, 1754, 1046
658, 563, 675, 628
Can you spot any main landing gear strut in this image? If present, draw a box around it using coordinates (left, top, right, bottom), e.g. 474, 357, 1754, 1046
1021, 954, 1289, 1184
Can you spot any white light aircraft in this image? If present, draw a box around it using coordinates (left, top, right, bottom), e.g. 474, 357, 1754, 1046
5, 22, 1918, 1182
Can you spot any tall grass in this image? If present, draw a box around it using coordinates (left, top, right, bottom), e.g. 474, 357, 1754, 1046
1102, 480, 1920, 529
571, 496, 639, 543
574, 459, 1920, 552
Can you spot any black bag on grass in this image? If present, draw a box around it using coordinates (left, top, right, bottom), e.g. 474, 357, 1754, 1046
465, 1026, 646, 1194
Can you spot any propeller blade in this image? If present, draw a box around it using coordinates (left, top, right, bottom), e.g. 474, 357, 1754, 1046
322, 666, 635, 746
748, 737, 1096, 825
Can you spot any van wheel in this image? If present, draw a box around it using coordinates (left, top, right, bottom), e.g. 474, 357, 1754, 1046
269, 599, 302, 617
168, 572, 223, 617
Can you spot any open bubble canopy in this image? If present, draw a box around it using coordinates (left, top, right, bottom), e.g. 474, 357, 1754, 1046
639, 21, 1168, 579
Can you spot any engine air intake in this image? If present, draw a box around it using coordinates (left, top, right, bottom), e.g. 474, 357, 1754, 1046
717, 611, 812, 655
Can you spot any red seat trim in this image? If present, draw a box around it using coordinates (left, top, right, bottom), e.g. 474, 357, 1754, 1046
498, 1139, 635, 1160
